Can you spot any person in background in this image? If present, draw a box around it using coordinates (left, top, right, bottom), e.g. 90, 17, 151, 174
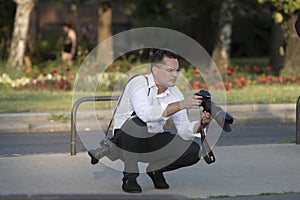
62, 23, 77, 65
24, 35, 34, 67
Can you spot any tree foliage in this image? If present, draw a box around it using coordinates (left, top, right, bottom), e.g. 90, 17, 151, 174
258, 0, 300, 22
258, 0, 300, 36
258, 0, 300, 76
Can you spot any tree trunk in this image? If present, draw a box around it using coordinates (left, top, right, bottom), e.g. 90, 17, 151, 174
97, 0, 113, 63
281, 13, 300, 76
7, 0, 34, 68
269, 22, 284, 76
211, 0, 234, 78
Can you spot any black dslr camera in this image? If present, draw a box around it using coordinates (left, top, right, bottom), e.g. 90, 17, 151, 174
88, 137, 120, 165
195, 90, 234, 132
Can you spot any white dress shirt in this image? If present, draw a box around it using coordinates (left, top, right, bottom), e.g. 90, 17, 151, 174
113, 73, 201, 140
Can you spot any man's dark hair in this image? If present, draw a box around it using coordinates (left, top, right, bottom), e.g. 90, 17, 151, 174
151, 49, 178, 68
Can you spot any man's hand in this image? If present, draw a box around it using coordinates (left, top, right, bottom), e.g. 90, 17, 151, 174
201, 111, 211, 126
163, 95, 203, 118
180, 95, 203, 109
193, 111, 211, 134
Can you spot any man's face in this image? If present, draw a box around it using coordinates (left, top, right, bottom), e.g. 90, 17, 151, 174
153, 56, 180, 88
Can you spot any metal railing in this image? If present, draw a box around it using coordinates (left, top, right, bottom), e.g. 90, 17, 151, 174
296, 96, 300, 144
70, 96, 119, 155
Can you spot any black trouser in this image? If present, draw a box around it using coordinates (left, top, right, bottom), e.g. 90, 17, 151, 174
115, 129, 201, 179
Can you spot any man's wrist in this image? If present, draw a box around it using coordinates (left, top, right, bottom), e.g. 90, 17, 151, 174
179, 100, 186, 110
194, 121, 205, 134
200, 119, 209, 131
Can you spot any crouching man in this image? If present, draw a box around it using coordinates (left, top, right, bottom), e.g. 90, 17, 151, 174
109, 49, 212, 193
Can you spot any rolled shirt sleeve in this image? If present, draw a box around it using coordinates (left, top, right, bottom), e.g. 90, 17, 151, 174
172, 110, 201, 140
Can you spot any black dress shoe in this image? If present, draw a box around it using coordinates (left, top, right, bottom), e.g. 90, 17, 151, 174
147, 171, 169, 189
122, 178, 142, 193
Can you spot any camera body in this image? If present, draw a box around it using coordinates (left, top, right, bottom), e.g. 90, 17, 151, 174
194, 90, 234, 132
88, 137, 120, 165
195, 90, 213, 113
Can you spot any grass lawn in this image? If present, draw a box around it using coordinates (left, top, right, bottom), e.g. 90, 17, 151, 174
0, 84, 299, 113
0, 91, 74, 113
226, 84, 300, 104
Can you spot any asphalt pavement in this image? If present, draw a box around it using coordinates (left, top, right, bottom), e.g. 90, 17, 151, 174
0, 123, 296, 156
0, 103, 300, 200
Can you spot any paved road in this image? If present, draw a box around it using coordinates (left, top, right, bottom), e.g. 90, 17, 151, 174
0, 123, 295, 156
0, 124, 296, 156
217, 123, 296, 146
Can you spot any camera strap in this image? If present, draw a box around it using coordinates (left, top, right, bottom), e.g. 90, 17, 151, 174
200, 126, 216, 164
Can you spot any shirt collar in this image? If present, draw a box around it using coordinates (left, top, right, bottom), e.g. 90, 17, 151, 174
148, 73, 170, 97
